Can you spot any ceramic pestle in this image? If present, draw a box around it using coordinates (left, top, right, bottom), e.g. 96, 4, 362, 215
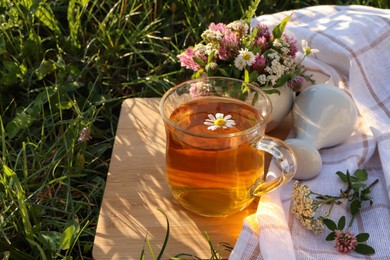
285, 84, 358, 180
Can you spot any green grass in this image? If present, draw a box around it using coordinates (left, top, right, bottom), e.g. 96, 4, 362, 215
0, 0, 388, 259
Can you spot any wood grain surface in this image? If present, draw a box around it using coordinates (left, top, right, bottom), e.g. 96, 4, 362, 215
93, 98, 291, 259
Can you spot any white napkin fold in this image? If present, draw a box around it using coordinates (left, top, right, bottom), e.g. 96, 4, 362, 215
257, 189, 295, 260
371, 127, 390, 199
230, 161, 295, 260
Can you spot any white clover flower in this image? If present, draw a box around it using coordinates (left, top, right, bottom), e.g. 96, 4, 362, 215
227, 20, 249, 36
204, 113, 236, 131
264, 58, 289, 86
201, 29, 223, 43
301, 40, 319, 56
267, 52, 278, 60
257, 74, 267, 85
205, 43, 217, 55
234, 48, 256, 70
269, 75, 279, 85
283, 57, 294, 67
273, 39, 283, 48
193, 43, 206, 54
281, 46, 290, 55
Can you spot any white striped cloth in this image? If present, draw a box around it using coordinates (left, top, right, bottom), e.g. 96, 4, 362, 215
230, 5, 390, 260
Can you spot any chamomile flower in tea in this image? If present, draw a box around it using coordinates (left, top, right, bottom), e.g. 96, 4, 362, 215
204, 113, 236, 131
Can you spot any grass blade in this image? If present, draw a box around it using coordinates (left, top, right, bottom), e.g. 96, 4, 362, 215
2, 164, 33, 241
156, 209, 170, 259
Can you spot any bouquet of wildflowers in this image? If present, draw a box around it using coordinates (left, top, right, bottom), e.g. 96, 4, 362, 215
177, 15, 317, 93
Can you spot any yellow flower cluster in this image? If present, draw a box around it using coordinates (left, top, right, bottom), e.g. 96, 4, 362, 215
291, 181, 324, 235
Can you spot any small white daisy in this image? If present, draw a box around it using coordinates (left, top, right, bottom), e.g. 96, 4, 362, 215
234, 48, 256, 70
273, 39, 283, 48
204, 113, 236, 131
301, 40, 319, 57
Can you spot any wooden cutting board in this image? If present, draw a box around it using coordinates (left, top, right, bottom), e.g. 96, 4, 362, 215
93, 98, 291, 259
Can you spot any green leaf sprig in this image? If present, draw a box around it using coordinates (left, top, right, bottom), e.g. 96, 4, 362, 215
243, 0, 262, 24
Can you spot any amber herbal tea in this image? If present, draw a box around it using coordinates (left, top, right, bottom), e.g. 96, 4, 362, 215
166, 97, 265, 217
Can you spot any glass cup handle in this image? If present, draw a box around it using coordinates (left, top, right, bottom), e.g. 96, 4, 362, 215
251, 136, 297, 197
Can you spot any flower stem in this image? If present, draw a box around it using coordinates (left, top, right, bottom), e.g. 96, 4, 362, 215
347, 214, 356, 229
366, 179, 379, 190
326, 201, 337, 218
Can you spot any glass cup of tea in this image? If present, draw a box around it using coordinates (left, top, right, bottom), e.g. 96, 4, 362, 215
159, 77, 296, 217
